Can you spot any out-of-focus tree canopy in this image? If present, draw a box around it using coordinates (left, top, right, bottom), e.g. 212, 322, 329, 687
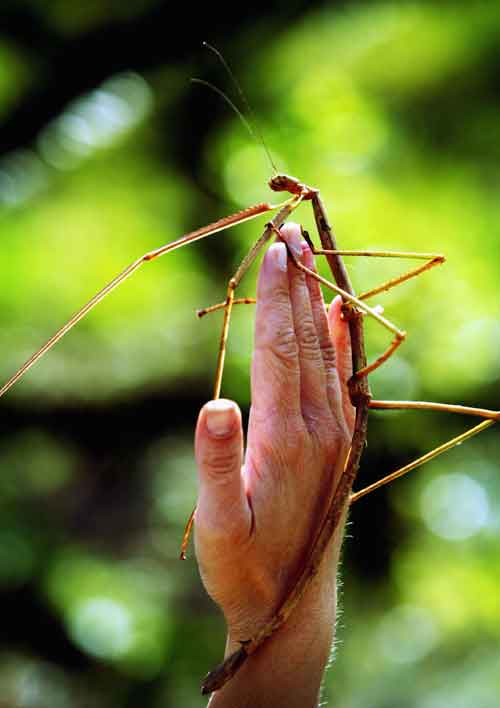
0, 1, 499, 706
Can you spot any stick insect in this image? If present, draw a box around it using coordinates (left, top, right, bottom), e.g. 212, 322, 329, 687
1, 52, 499, 694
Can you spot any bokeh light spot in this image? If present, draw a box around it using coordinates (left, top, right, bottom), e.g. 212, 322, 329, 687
68, 597, 133, 660
420, 473, 489, 540
38, 72, 153, 171
0, 150, 47, 207
377, 605, 438, 664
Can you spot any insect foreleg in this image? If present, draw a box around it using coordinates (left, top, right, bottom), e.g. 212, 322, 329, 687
0, 201, 288, 400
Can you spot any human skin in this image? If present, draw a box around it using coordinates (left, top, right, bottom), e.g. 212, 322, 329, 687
194, 223, 355, 707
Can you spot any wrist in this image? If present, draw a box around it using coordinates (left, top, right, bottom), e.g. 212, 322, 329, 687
225, 567, 337, 652
209, 581, 337, 708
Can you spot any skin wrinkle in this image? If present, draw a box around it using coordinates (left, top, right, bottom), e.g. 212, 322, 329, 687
303, 246, 344, 424
201, 451, 245, 480
289, 298, 324, 366
255, 326, 299, 367
254, 302, 295, 338
286, 233, 338, 432
245, 486, 256, 539
308, 298, 337, 372
297, 321, 324, 361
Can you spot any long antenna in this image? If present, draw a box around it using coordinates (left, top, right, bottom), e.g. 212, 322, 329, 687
195, 41, 278, 176
190, 78, 257, 146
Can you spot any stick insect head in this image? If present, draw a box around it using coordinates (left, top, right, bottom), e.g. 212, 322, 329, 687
268, 174, 317, 200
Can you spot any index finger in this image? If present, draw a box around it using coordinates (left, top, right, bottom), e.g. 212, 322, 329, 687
251, 241, 301, 419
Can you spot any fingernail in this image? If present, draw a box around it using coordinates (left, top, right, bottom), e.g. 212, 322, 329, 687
205, 399, 236, 437
270, 242, 287, 271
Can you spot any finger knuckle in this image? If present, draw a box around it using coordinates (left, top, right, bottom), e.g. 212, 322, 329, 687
201, 448, 240, 480
321, 343, 337, 370
298, 323, 322, 360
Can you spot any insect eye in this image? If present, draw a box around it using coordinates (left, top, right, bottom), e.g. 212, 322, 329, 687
269, 175, 285, 191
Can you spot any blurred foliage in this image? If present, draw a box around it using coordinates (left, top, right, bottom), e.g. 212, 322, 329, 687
0, 0, 499, 706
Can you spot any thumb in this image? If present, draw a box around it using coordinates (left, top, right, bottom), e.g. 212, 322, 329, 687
195, 399, 250, 544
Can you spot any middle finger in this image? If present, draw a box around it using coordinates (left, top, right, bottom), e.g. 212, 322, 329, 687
280, 223, 330, 426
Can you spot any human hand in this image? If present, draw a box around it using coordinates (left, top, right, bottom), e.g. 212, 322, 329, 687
194, 223, 355, 705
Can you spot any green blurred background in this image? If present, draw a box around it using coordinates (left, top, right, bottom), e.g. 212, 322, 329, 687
0, 1, 499, 706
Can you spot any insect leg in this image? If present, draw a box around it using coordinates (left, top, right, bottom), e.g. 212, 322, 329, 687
196, 298, 256, 318
300, 233, 446, 303
0, 201, 284, 400
350, 418, 496, 503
